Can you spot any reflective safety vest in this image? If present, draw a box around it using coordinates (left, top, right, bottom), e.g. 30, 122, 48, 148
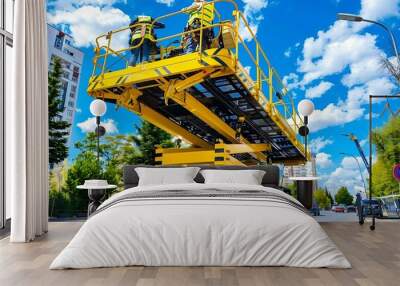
131, 16, 154, 42
188, 2, 215, 27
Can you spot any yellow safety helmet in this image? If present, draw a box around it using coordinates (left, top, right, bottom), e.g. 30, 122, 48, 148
137, 15, 152, 23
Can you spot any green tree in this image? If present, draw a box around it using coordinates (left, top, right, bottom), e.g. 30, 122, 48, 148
75, 133, 142, 182
325, 188, 334, 206
53, 122, 175, 216
286, 183, 297, 198
335, 187, 354, 205
62, 132, 142, 215
49, 161, 71, 217
64, 151, 102, 215
101, 134, 142, 186
132, 121, 174, 165
314, 188, 330, 209
372, 116, 400, 196
48, 56, 71, 167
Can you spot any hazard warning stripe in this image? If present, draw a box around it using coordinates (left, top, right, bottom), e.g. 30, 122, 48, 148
155, 69, 163, 77
212, 56, 227, 67
162, 66, 172, 75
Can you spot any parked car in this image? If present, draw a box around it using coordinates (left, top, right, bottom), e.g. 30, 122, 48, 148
361, 199, 383, 218
346, 205, 356, 213
333, 204, 346, 213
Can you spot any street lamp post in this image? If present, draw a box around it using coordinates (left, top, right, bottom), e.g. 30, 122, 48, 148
90, 99, 107, 165
298, 99, 315, 160
340, 152, 368, 196
337, 13, 400, 67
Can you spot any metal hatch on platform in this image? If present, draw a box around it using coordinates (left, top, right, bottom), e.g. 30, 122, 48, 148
87, 0, 309, 166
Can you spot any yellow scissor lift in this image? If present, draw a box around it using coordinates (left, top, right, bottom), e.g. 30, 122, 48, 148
87, 0, 309, 166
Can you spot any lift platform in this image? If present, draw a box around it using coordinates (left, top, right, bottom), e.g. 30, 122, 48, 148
87, 0, 308, 166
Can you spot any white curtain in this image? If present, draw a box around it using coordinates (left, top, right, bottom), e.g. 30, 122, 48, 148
7, 0, 49, 242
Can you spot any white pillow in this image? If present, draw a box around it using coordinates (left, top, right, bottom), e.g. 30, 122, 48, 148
200, 169, 266, 185
135, 167, 200, 186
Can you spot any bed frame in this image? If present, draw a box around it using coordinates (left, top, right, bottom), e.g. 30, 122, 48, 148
123, 165, 289, 193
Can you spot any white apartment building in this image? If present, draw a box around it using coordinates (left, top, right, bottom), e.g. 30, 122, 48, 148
282, 153, 318, 190
47, 25, 84, 139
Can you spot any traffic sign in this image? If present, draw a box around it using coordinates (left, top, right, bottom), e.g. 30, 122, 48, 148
393, 164, 400, 181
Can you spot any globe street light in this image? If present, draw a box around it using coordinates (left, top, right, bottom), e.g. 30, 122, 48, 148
90, 99, 107, 164
298, 99, 315, 160
339, 152, 368, 196
337, 13, 400, 67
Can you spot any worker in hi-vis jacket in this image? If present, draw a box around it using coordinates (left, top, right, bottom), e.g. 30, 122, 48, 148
129, 15, 165, 66
182, 0, 215, 54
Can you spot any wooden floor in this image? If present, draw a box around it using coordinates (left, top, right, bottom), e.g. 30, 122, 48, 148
0, 221, 399, 286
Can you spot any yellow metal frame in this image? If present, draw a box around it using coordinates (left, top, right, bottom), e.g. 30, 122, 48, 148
87, 0, 310, 166
155, 142, 271, 166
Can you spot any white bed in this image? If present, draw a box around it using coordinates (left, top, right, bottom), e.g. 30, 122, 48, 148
50, 183, 351, 269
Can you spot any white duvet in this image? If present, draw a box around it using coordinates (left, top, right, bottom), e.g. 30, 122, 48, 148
50, 183, 351, 269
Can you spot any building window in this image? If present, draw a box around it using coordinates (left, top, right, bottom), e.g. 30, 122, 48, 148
60, 59, 71, 70
71, 85, 77, 93
65, 39, 71, 46
60, 80, 68, 109
62, 70, 70, 80
54, 32, 65, 50
72, 67, 80, 82
50, 55, 57, 68
70, 92, 76, 99
67, 101, 74, 108
67, 110, 74, 117
63, 48, 74, 57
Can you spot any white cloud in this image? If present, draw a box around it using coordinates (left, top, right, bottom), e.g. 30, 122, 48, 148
309, 136, 333, 153
341, 55, 386, 88
284, 47, 291, 58
47, 2, 131, 50
48, 0, 126, 10
75, 107, 82, 113
156, 0, 175, 6
308, 102, 363, 132
78, 0, 125, 5
292, 0, 400, 132
323, 155, 368, 195
282, 72, 301, 90
324, 167, 362, 195
298, 0, 400, 86
305, 81, 333, 99
77, 117, 119, 134
239, 0, 269, 42
299, 32, 383, 85
360, 0, 400, 21
284, 42, 302, 58
307, 76, 396, 132
341, 156, 363, 169
316, 152, 333, 168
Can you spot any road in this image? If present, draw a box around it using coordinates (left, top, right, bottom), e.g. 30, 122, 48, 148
315, 210, 358, 222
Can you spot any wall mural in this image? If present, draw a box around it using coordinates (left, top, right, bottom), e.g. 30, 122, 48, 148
46, 0, 400, 218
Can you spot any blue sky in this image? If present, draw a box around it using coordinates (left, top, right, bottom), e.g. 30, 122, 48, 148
47, 0, 400, 194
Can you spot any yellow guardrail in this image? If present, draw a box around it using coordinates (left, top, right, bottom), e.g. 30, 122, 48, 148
91, 0, 305, 142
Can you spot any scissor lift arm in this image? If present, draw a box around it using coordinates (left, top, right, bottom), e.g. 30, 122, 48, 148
89, 49, 307, 166
88, 1, 308, 166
